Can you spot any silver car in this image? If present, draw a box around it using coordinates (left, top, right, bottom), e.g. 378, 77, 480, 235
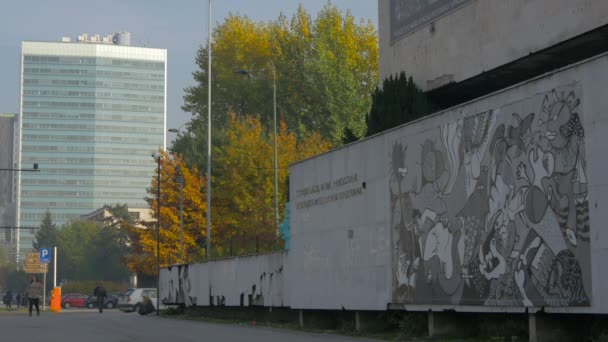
117, 288, 158, 312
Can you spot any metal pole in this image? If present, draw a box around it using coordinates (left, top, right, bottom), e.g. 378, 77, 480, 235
156, 156, 161, 316
43, 269, 47, 310
53, 246, 57, 288
206, 0, 212, 259
272, 63, 279, 234
179, 171, 184, 263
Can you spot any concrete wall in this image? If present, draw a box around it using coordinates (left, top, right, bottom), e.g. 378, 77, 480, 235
290, 53, 608, 314
162, 53, 608, 314
160, 251, 287, 308
288, 137, 392, 310
379, 0, 608, 90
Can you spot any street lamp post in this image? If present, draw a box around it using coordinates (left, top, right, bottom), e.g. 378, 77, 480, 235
207, 0, 213, 259
270, 63, 279, 234
152, 153, 161, 316
175, 166, 185, 263
235, 62, 280, 233
168, 0, 212, 259
167, 127, 190, 264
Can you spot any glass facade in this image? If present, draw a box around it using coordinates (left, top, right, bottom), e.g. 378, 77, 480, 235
18, 42, 166, 257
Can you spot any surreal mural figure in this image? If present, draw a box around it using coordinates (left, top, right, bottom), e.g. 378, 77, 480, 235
391, 85, 591, 307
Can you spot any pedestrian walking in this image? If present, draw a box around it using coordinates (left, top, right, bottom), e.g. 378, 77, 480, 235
93, 283, 107, 313
16, 293, 21, 308
3, 290, 12, 309
26, 276, 43, 317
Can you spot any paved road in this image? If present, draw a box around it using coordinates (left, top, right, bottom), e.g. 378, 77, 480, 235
0, 309, 380, 342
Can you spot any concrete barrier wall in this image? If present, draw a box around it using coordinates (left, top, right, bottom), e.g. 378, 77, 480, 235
162, 54, 608, 314
160, 251, 287, 308
290, 53, 608, 314
288, 134, 392, 310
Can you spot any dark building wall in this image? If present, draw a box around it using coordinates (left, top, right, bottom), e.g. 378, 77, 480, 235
0, 114, 17, 243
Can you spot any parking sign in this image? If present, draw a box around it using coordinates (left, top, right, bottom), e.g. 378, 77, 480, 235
40, 248, 51, 263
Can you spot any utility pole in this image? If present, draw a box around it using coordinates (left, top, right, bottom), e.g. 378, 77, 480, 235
153, 153, 161, 316
271, 62, 279, 234
206, 0, 212, 260
176, 166, 185, 263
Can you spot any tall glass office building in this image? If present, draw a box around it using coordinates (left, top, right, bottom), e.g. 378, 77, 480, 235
17, 34, 166, 260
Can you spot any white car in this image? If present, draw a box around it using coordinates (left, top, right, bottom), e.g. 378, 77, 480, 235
117, 288, 159, 312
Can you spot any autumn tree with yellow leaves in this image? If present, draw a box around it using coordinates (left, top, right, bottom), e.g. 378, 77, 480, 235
130, 114, 332, 268
212, 113, 332, 256
127, 151, 207, 275
142, 2, 370, 266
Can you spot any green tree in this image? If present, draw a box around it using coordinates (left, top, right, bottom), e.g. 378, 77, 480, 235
56, 220, 101, 281
179, 2, 378, 159
365, 72, 435, 137
6, 269, 27, 293
87, 225, 130, 282
55, 218, 132, 283
33, 209, 58, 251
103, 204, 136, 228
280, 4, 378, 142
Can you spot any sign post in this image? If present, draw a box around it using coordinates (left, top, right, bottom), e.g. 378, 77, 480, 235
39, 248, 51, 311
53, 246, 57, 287
24, 252, 47, 274
40, 248, 51, 263
51, 246, 61, 313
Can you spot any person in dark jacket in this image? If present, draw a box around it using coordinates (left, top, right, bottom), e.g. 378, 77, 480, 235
93, 284, 107, 313
26, 277, 42, 316
3, 290, 12, 309
21, 293, 27, 308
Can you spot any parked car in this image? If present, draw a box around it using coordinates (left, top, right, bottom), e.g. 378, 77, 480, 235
117, 288, 159, 312
108, 292, 123, 298
85, 294, 119, 309
104, 294, 119, 308
61, 293, 87, 308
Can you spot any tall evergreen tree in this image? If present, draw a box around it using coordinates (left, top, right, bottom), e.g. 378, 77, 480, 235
365, 72, 435, 137
33, 210, 58, 251
103, 204, 136, 231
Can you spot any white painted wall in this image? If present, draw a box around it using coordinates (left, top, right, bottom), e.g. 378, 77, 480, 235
161, 54, 608, 314
288, 140, 392, 310
160, 252, 287, 308
379, 0, 608, 90
290, 53, 608, 314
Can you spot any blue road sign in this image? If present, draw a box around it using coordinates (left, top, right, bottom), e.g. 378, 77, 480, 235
40, 248, 51, 263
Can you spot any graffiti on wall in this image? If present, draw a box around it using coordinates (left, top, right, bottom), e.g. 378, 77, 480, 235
161, 253, 286, 307
391, 85, 591, 306
164, 264, 196, 306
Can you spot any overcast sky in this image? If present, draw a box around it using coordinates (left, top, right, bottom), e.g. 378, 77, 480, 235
0, 0, 378, 142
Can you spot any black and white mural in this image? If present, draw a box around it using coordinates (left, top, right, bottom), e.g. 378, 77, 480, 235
391, 85, 591, 306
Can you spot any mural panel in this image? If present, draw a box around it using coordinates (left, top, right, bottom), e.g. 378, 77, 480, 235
391, 85, 591, 306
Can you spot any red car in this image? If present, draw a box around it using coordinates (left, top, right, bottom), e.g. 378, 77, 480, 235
61, 293, 87, 308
